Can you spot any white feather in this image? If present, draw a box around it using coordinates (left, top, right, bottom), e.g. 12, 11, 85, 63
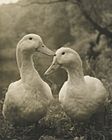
2, 34, 53, 124
46, 47, 108, 121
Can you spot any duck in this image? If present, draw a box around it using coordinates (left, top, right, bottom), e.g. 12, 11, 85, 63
2, 34, 54, 124
45, 47, 108, 122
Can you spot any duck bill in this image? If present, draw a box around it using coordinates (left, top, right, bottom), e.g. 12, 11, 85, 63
44, 61, 60, 76
38, 45, 54, 56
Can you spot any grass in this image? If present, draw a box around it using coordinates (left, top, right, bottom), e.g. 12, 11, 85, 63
0, 95, 112, 140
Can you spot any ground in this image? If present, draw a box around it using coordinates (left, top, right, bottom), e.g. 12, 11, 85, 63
0, 95, 112, 140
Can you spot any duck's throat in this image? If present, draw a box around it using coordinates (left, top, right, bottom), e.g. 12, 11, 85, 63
16, 49, 41, 84
21, 53, 35, 75
67, 66, 84, 85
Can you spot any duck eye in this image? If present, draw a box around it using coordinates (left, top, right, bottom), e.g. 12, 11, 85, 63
29, 37, 32, 40
42, 45, 44, 47
62, 52, 65, 55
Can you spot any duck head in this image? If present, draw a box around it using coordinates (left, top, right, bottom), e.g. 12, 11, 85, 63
17, 34, 54, 56
44, 47, 82, 75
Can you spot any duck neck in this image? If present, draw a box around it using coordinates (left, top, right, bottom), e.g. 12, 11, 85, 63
16, 48, 42, 85
20, 53, 35, 79
66, 65, 85, 85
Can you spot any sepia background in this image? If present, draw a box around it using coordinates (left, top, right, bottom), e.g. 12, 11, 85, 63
0, 0, 112, 139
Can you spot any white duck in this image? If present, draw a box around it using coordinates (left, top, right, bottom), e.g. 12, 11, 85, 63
2, 34, 54, 124
45, 47, 108, 121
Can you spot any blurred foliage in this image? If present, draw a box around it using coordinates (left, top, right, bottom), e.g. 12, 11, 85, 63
0, 0, 112, 91
0, 0, 112, 139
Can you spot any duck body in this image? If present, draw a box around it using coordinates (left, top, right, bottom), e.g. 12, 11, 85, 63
3, 79, 52, 123
45, 47, 107, 121
3, 34, 54, 124
59, 75, 107, 121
